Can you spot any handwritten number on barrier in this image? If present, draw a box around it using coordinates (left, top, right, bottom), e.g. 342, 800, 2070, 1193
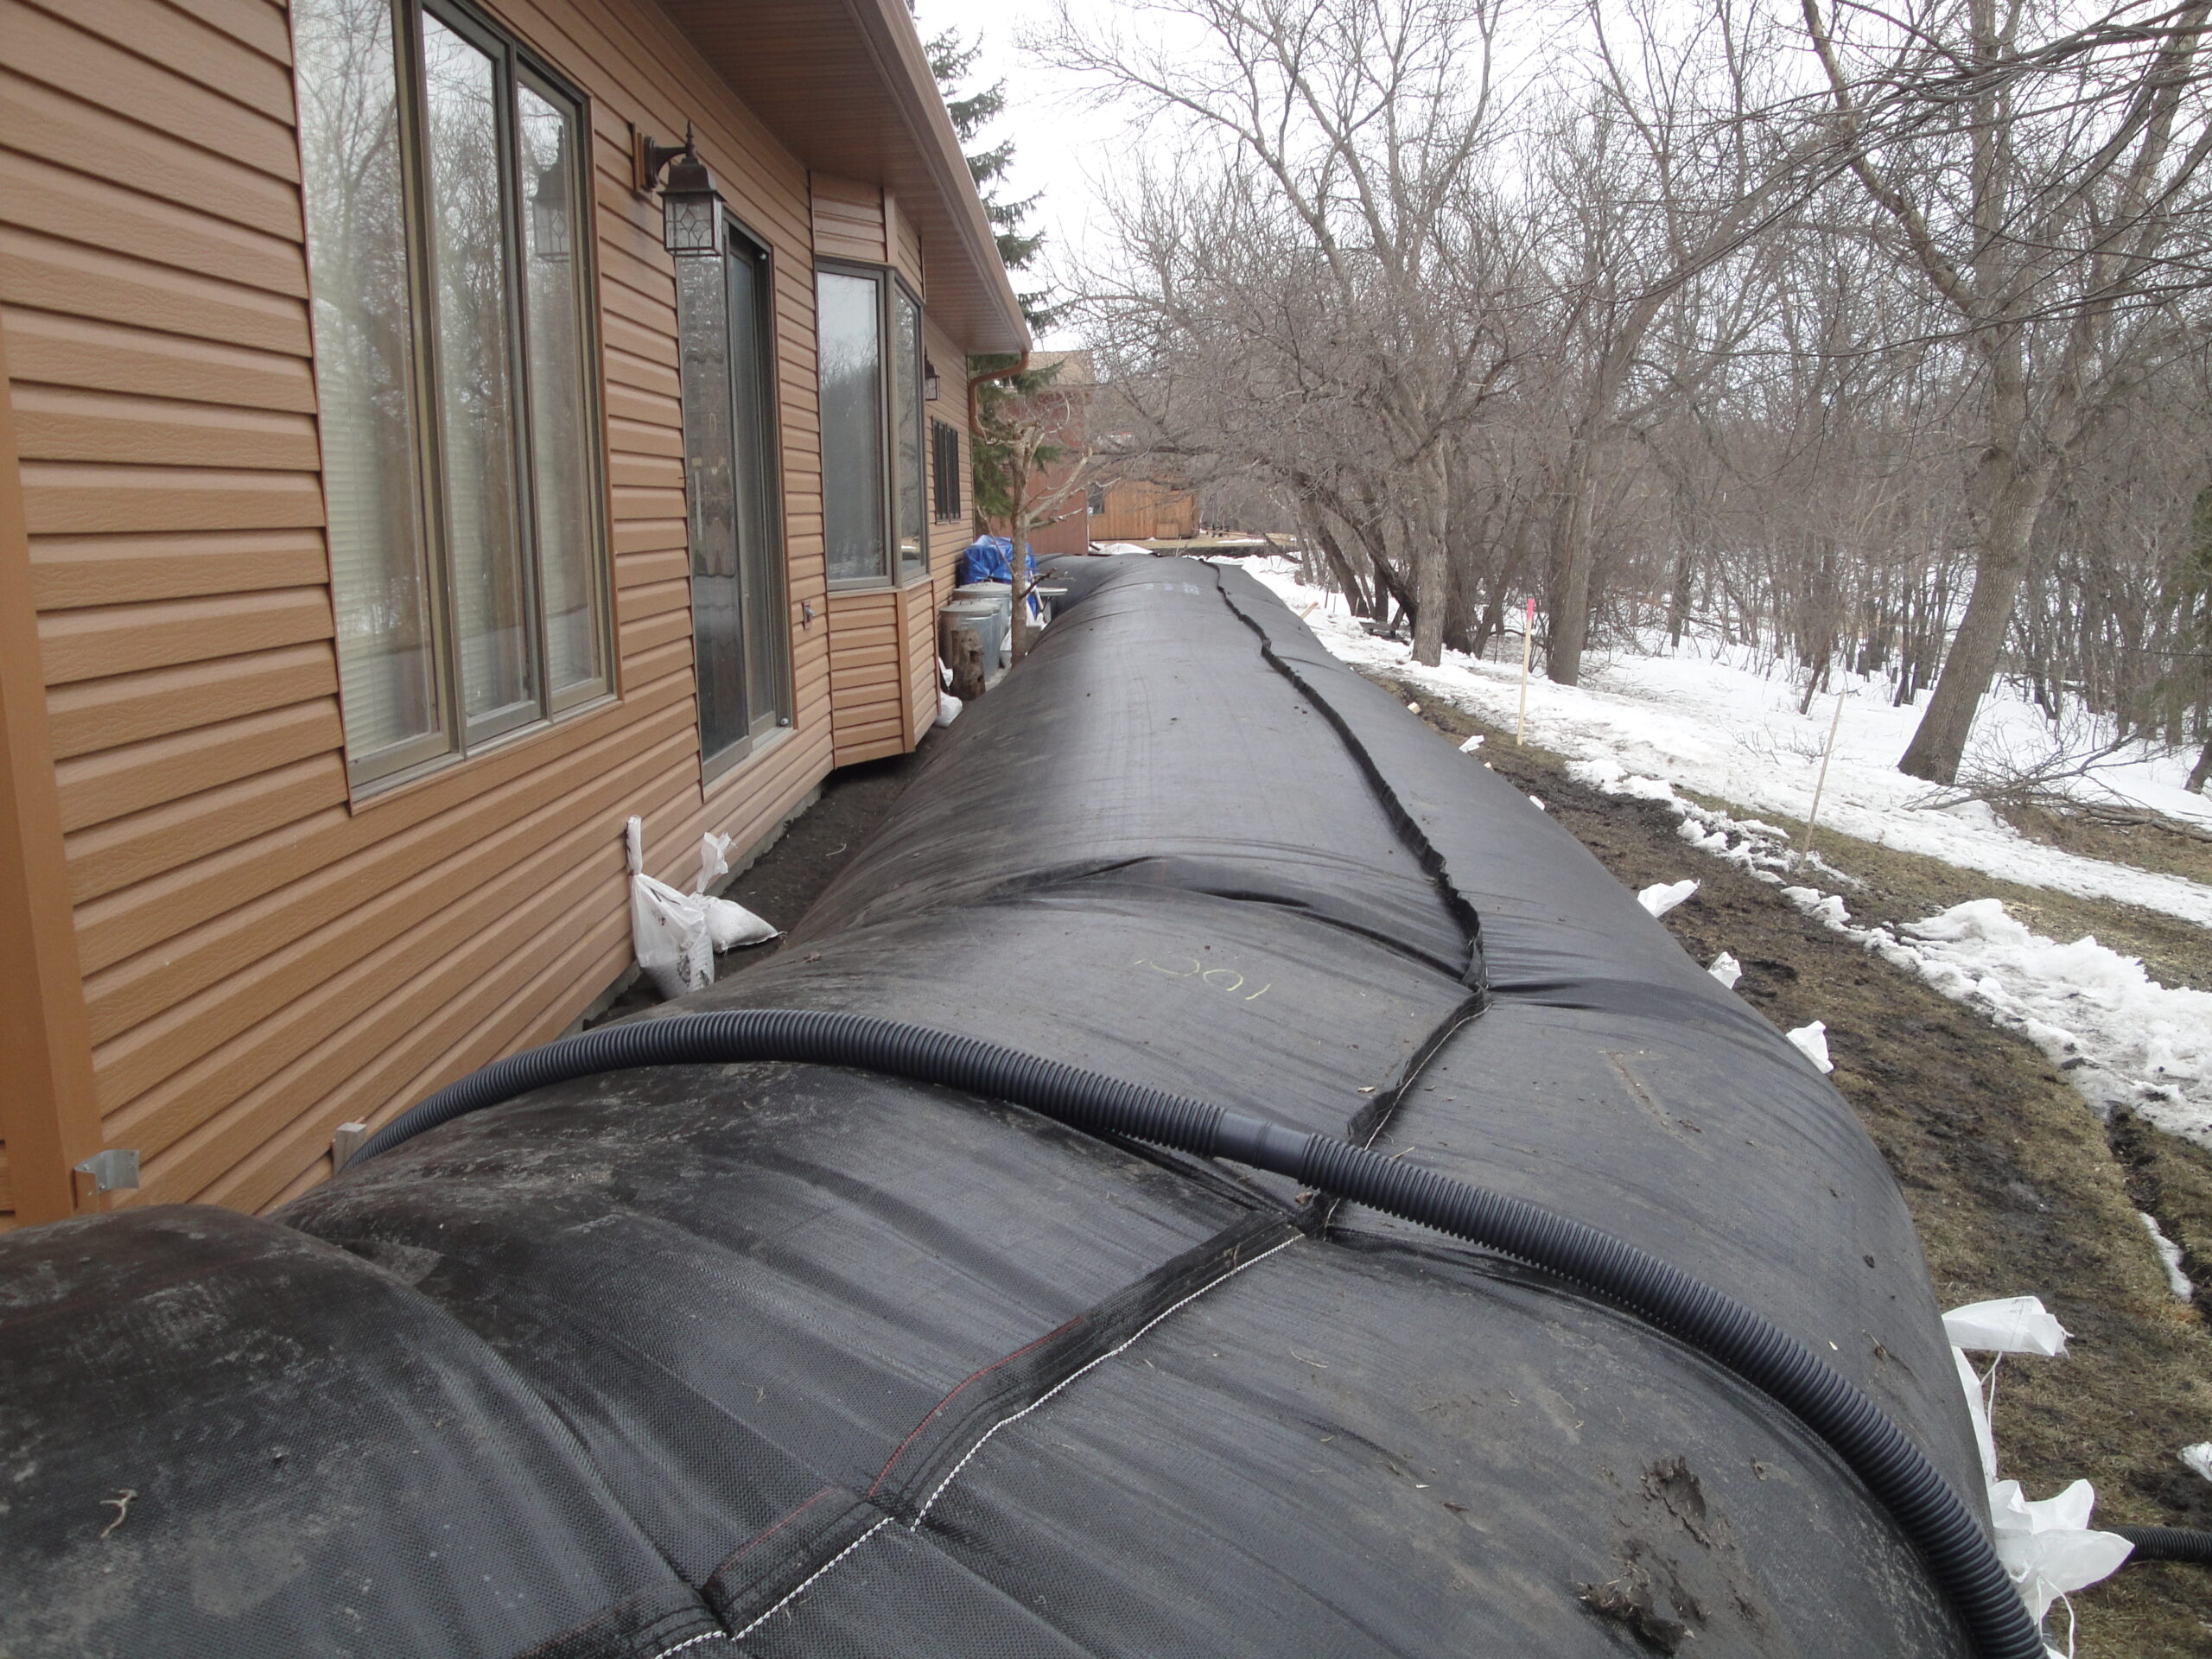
1133, 957, 1271, 1002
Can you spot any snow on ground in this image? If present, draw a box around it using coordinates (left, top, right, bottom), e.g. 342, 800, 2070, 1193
1242, 561, 2212, 1148
1248, 563, 2212, 926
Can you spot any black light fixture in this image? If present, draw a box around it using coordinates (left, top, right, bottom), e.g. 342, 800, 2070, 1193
530, 162, 571, 264
634, 124, 721, 258
924, 359, 941, 401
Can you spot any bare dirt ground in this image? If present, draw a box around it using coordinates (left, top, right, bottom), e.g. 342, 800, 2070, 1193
1376, 675, 2212, 1657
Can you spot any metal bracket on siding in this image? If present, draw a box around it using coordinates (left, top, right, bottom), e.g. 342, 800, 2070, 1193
72, 1148, 140, 1209
332, 1122, 371, 1173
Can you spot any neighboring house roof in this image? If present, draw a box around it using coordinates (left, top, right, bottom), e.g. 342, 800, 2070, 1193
662, 0, 1031, 355
1028, 350, 1096, 386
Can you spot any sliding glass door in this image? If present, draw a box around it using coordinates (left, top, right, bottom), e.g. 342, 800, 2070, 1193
677, 217, 789, 773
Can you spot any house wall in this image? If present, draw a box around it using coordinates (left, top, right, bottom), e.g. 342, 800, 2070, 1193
0, 0, 923, 1224
816, 179, 967, 766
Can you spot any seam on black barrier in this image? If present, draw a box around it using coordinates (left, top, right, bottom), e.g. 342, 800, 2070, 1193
1339, 993, 1483, 1154
512, 1581, 724, 1659
1205, 565, 1489, 1001
682, 1217, 1301, 1639
905, 1226, 1306, 1529
865, 1211, 1303, 1520
702, 1488, 887, 1635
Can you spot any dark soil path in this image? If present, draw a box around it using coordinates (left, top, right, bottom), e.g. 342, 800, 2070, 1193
587, 742, 932, 1026
1376, 675, 2212, 1657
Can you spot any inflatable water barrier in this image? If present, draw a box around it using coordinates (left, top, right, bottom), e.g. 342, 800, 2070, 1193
1, 560, 2033, 1656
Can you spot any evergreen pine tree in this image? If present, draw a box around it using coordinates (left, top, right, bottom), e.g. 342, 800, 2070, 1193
925, 28, 1065, 534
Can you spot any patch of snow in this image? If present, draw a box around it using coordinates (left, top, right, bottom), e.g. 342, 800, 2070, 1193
1637, 879, 1699, 917
2183, 1443, 2212, 1484
1248, 564, 2212, 926
2138, 1212, 2194, 1301
1528, 795, 1546, 811
1459, 733, 1484, 753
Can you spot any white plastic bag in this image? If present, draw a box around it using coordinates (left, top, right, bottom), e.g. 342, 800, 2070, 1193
697, 830, 733, 894
627, 818, 712, 1001
702, 893, 777, 952
1786, 1020, 1834, 1073
1943, 1296, 2069, 1357
1637, 879, 1698, 918
935, 690, 963, 728
1987, 1478, 2133, 1625
1708, 950, 1742, 989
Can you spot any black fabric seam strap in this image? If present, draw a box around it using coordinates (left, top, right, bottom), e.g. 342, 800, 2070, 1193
1204, 563, 1488, 1004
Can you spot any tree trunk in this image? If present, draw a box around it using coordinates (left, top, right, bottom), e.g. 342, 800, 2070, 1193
2188, 734, 2211, 793
1899, 352, 2050, 783
1008, 476, 1032, 664
1898, 488, 2046, 780
1411, 454, 1450, 665
1548, 430, 1601, 684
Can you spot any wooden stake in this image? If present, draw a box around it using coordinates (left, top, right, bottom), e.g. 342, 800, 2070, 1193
1516, 596, 1535, 746
1796, 690, 1847, 870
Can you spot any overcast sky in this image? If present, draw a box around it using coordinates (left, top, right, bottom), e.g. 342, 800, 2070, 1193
911, 0, 1123, 344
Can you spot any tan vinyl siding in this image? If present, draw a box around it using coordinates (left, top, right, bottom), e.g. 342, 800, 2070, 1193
811, 175, 887, 265
825, 586, 907, 764
0, 0, 850, 1216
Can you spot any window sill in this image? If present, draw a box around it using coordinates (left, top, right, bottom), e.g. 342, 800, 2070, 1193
702, 721, 795, 790
344, 688, 619, 812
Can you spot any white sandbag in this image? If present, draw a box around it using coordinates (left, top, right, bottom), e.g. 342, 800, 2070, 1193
1637, 879, 1699, 918
626, 816, 712, 1000
1942, 1296, 2069, 1357
1459, 734, 1484, 753
1786, 1020, 1834, 1073
697, 830, 733, 894
1986, 1478, 2133, 1624
936, 690, 963, 728
631, 877, 713, 1000
1708, 950, 1742, 989
702, 893, 777, 952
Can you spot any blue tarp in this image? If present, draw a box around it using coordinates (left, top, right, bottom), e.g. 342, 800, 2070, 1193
957, 537, 1039, 588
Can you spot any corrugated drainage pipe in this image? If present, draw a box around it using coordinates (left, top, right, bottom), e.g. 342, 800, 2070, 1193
357, 1008, 2045, 1659
2112, 1525, 2212, 1567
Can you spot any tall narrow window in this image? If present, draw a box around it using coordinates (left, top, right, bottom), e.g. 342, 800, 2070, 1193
679, 218, 789, 771
294, 0, 443, 774
816, 264, 932, 586
931, 418, 962, 522
892, 285, 925, 575
817, 269, 886, 584
294, 0, 610, 788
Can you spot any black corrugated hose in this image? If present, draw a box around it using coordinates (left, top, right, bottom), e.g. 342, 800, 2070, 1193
359, 1008, 2046, 1658
2113, 1525, 2212, 1566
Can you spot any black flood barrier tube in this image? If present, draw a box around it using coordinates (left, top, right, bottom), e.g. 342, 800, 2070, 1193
2, 558, 2033, 1658
362, 1007, 2041, 1658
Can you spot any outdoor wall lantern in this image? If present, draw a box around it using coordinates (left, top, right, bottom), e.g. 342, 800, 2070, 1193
531, 163, 571, 264
635, 124, 722, 257
924, 359, 942, 401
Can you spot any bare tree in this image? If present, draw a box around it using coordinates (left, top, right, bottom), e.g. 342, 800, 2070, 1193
1802, 0, 2212, 780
